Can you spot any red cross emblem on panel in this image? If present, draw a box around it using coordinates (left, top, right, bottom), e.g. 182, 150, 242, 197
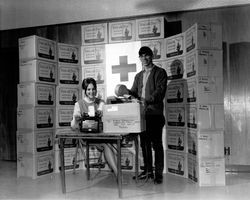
105, 42, 142, 97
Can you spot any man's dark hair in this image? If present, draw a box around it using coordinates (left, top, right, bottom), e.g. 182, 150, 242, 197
138, 46, 153, 57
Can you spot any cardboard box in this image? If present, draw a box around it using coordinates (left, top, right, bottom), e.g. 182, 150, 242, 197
188, 155, 225, 186
55, 106, 74, 128
56, 85, 81, 106
165, 33, 185, 58
165, 56, 186, 80
108, 20, 136, 43
166, 79, 187, 104
188, 129, 224, 158
19, 59, 57, 85
167, 128, 187, 153
166, 105, 186, 128
86, 145, 106, 170
136, 16, 165, 40
166, 150, 188, 178
186, 49, 222, 78
102, 103, 145, 133
81, 45, 105, 65
54, 148, 84, 173
82, 65, 105, 85
17, 151, 54, 179
57, 43, 81, 65
58, 64, 81, 86
153, 60, 165, 69
18, 82, 56, 107
17, 106, 55, 131
17, 129, 54, 154
81, 23, 108, 45
187, 76, 223, 104
141, 39, 165, 60
185, 23, 222, 52
19, 35, 57, 62
187, 104, 224, 130
121, 148, 134, 171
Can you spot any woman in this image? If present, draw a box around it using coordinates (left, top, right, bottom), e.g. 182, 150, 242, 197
71, 77, 117, 176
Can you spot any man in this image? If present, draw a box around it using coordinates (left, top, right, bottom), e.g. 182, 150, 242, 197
129, 46, 167, 184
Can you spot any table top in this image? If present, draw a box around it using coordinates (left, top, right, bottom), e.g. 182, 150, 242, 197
56, 130, 139, 139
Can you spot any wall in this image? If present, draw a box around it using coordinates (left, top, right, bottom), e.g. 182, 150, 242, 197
1, 0, 250, 30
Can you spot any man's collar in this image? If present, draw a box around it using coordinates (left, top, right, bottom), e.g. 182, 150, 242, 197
143, 64, 154, 72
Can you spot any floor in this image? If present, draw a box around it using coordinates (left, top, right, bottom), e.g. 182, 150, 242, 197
1, 161, 250, 200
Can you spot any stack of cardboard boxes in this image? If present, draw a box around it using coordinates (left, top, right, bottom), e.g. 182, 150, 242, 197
165, 32, 188, 178
54, 43, 83, 173
17, 35, 57, 179
164, 23, 225, 186
185, 23, 225, 186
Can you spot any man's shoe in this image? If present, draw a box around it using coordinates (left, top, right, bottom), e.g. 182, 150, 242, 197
154, 174, 163, 184
133, 171, 154, 180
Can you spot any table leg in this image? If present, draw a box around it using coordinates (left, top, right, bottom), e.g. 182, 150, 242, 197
117, 138, 122, 198
60, 138, 66, 193
134, 135, 139, 182
86, 141, 90, 180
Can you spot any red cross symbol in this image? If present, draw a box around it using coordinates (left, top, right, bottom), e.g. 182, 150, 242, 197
112, 56, 136, 82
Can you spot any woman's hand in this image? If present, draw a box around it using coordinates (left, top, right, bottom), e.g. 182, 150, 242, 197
95, 110, 103, 117
74, 115, 82, 122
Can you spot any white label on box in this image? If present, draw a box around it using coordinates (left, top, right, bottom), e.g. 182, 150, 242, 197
188, 129, 198, 155
36, 108, 54, 128
58, 87, 80, 105
37, 85, 55, 105
188, 154, 198, 182
81, 45, 105, 65
121, 148, 134, 170
109, 20, 135, 43
37, 153, 54, 176
82, 23, 107, 45
56, 107, 74, 127
187, 78, 197, 103
167, 152, 186, 176
167, 106, 186, 127
141, 39, 164, 60
36, 131, 53, 152
166, 33, 185, 58
82, 65, 105, 84
58, 65, 80, 85
165, 56, 185, 80
167, 80, 185, 103
136, 17, 164, 39
38, 61, 57, 83
58, 43, 80, 64
37, 38, 56, 60
167, 129, 186, 151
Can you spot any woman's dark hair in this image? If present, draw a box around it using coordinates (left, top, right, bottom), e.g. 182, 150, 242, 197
138, 46, 153, 57
82, 78, 97, 93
